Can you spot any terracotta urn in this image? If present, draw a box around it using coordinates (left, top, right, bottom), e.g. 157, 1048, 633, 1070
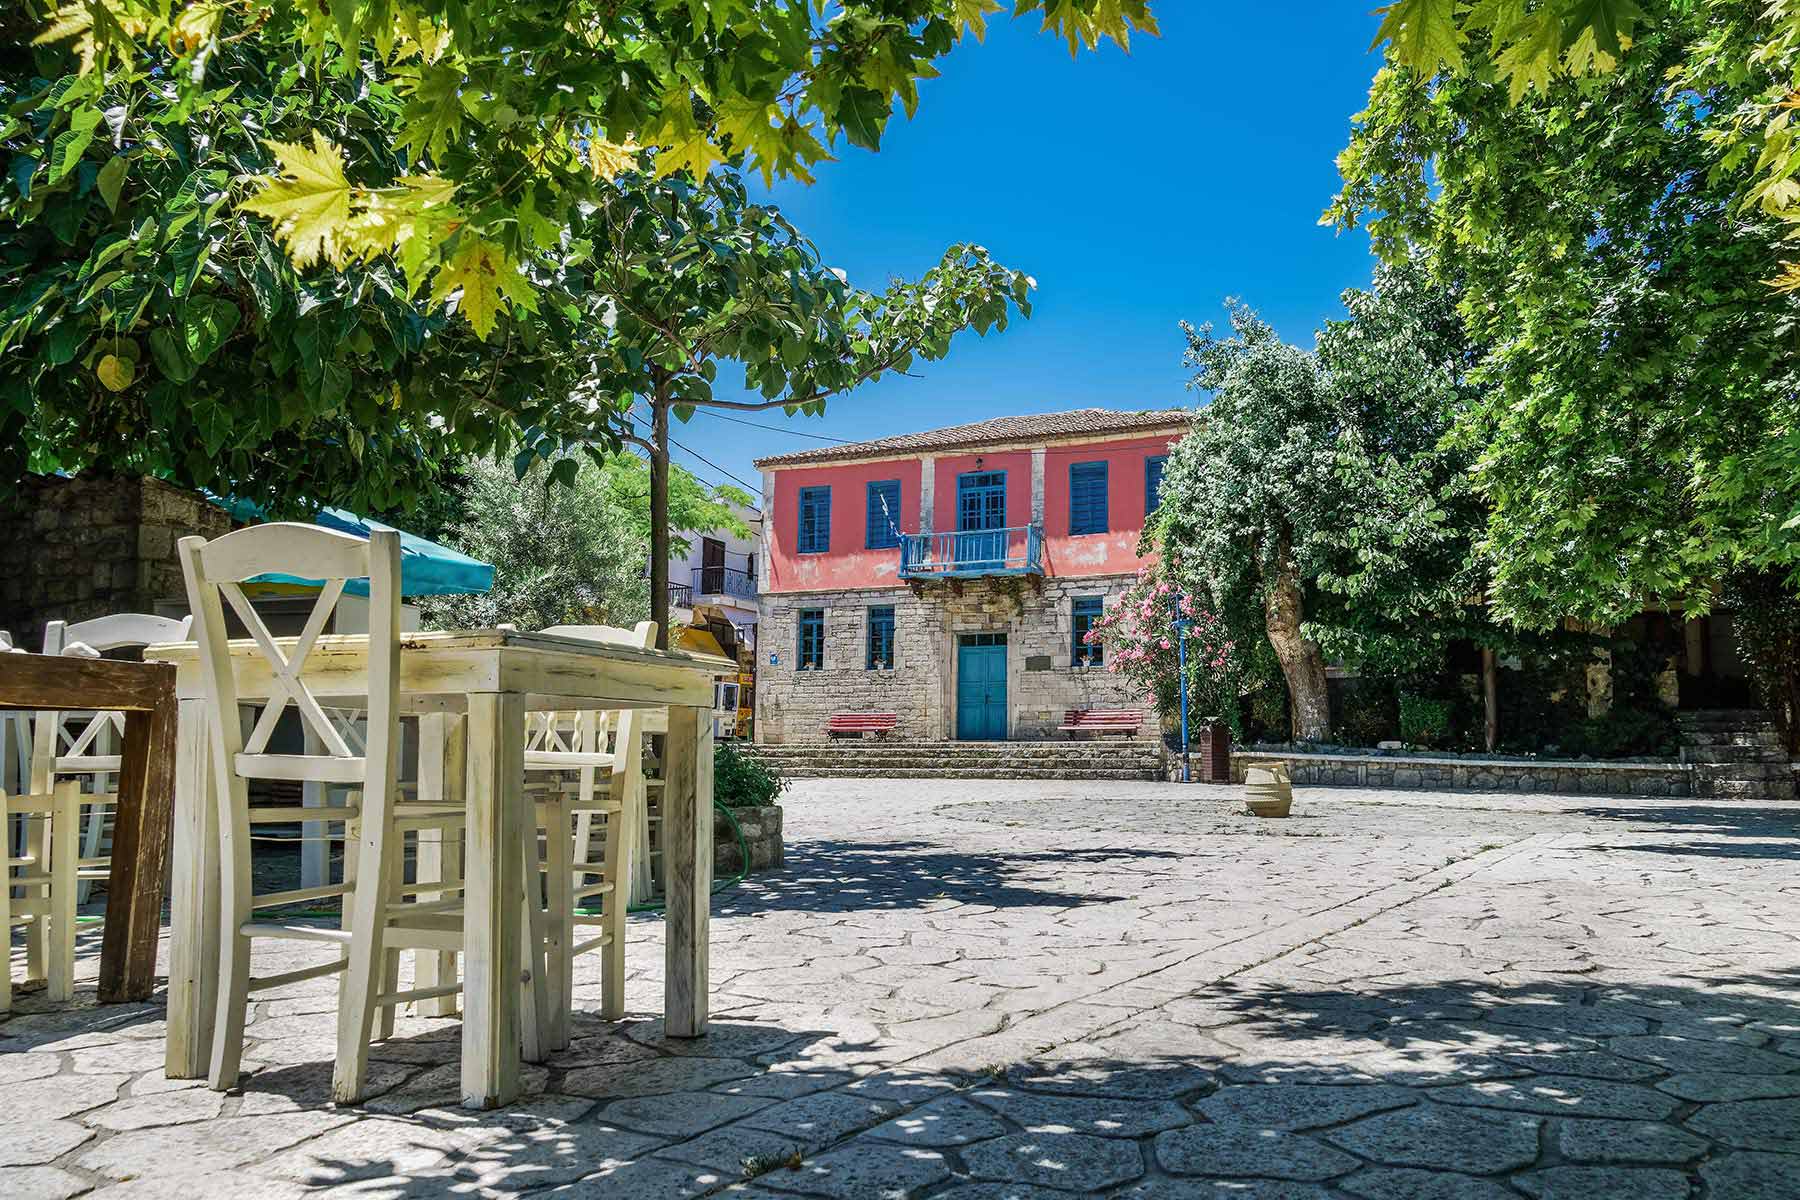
1243, 761, 1292, 818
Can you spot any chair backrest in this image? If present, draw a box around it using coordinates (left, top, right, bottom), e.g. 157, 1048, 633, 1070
539, 621, 658, 648
33, 613, 196, 785
528, 622, 658, 750
44, 613, 192, 657
178, 523, 401, 789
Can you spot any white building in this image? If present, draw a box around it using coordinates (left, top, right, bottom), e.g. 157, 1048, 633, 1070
667, 504, 762, 648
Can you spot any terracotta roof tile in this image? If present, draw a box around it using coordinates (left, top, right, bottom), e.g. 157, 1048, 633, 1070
752, 407, 1193, 468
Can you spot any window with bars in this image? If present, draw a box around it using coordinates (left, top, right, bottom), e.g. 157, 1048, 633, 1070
1072, 596, 1104, 666
1145, 455, 1168, 515
866, 606, 896, 670
1069, 461, 1108, 535
797, 486, 831, 554
866, 480, 901, 549
797, 609, 824, 669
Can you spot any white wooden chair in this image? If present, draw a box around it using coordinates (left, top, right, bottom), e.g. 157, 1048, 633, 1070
35, 615, 194, 905
528, 622, 655, 1044
178, 523, 541, 1101
2, 780, 81, 1010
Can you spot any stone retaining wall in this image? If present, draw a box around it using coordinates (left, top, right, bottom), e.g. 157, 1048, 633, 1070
1233, 751, 1692, 797
716, 803, 783, 875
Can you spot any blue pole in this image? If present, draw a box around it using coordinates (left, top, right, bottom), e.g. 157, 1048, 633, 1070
1176, 593, 1191, 784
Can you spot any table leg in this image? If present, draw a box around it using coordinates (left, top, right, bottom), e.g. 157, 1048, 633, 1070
663, 704, 712, 1038
461, 691, 524, 1108
98, 695, 177, 1003
165, 698, 218, 1076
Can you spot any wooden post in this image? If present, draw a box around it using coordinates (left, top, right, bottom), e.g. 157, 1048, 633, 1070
413, 712, 462, 1018
663, 704, 712, 1038
460, 691, 524, 1108
97, 685, 177, 1001
1481, 647, 1499, 754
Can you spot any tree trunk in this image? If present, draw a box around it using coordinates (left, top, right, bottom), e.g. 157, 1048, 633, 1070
1263, 534, 1331, 742
648, 394, 672, 650
1481, 646, 1499, 752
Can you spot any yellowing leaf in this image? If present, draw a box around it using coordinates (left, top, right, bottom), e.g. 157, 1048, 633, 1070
96, 353, 135, 391
430, 238, 533, 338
588, 136, 640, 181
347, 174, 461, 293
645, 94, 724, 179
1494, 7, 1562, 102
240, 132, 353, 268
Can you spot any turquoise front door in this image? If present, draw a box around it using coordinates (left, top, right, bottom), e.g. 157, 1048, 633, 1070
956, 635, 1008, 740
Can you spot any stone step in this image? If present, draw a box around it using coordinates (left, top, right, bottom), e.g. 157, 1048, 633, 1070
1695, 780, 1795, 800
774, 765, 1162, 780
1678, 729, 1785, 749
1682, 745, 1790, 764
1693, 762, 1793, 781
1677, 708, 1778, 725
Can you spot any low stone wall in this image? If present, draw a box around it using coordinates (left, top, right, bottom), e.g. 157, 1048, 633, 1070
1233, 751, 1691, 797
716, 804, 784, 875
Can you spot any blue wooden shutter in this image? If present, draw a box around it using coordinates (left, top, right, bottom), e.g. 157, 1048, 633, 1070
865, 480, 901, 549
1069, 462, 1108, 535
1145, 456, 1167, 515
798, 486, 831, 553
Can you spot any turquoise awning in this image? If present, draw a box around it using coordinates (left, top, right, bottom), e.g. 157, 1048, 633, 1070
211, 497, 493, 598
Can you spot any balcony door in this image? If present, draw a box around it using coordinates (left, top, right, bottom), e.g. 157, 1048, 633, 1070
955, 471, 1007, 569
698, 537, 725, 595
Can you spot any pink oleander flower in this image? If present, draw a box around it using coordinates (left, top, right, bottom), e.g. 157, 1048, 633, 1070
1159, 638, 1171, 650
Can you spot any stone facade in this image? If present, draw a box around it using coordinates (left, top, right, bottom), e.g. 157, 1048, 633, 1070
0, 473, 231, 649
755, 575, 1152, 743
1233, 750, 1692, 797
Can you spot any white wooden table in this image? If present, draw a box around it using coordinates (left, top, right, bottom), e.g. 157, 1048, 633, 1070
147, 629, 727, 1108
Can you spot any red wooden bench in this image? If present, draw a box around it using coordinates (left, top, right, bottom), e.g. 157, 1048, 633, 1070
827, 712, 899, 738
1058, 708, 1142, 738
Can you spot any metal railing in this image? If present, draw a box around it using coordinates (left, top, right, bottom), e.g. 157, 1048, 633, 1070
692, 565, 757, 599
667, 583, 694, 609
898, 524, 1043, 579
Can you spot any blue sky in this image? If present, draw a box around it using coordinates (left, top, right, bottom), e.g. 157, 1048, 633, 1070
674, 6, 1387, 493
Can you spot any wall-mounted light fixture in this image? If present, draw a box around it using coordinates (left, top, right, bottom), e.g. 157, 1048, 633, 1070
974, 456, 984, 468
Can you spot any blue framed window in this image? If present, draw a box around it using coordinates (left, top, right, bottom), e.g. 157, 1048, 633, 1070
866, 480, 901, 549
1072, 596, 1105, 666
797, 609, 824, 669
797, 486, 831, 554
1069, 461, 1109, 535
866, 606, 896, 670
1145, 455, 1168, 515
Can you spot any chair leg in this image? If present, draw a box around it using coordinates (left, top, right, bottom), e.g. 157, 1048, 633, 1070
22, 804, 48, 986
519, 817, 552, 1064
375, 827, 404, 1041
543, 793, 572, 1051
48, 781, 79, 1003
1, 802, 13, 1016
333, 792, 397, 1104
209, 777, 256, 1091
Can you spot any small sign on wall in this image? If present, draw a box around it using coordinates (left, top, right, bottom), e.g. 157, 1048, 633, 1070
768, 653, 779, 665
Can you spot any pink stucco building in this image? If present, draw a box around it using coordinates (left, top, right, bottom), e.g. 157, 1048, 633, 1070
753, 408, 1191, 743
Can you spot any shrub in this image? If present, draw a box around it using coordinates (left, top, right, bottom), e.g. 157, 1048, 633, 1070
714, 743, 787, 809
1398, 693, 1453, 748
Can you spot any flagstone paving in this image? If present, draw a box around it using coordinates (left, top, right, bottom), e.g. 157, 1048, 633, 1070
4, 778, 1798, 1198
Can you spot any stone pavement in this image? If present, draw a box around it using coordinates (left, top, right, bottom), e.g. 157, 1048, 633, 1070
3, 780, 1798, 1199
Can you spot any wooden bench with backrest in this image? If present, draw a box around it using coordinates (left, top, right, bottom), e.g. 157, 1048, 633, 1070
827, 712, 898, 738
1058, 709, 1142, 738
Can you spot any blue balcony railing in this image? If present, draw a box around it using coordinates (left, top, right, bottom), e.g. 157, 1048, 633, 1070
692, 565, 757, 600
898, 524, 1043, 579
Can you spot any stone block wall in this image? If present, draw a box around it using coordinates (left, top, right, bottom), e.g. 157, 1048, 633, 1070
716, 804, 783, 875
0, 474, 230, 649
755, 574, 1152, 743
1232, 751, 1692, 797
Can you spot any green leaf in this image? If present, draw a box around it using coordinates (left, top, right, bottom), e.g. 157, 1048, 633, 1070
182, 296, 240, 363
45, 324, 87, 366
148, 328, 197, 382
48, 125, 97, 184
1372, 0, 1464, 72
548, 457, 578, 487
95, 155, 127, 211
835, 87, 890, 151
